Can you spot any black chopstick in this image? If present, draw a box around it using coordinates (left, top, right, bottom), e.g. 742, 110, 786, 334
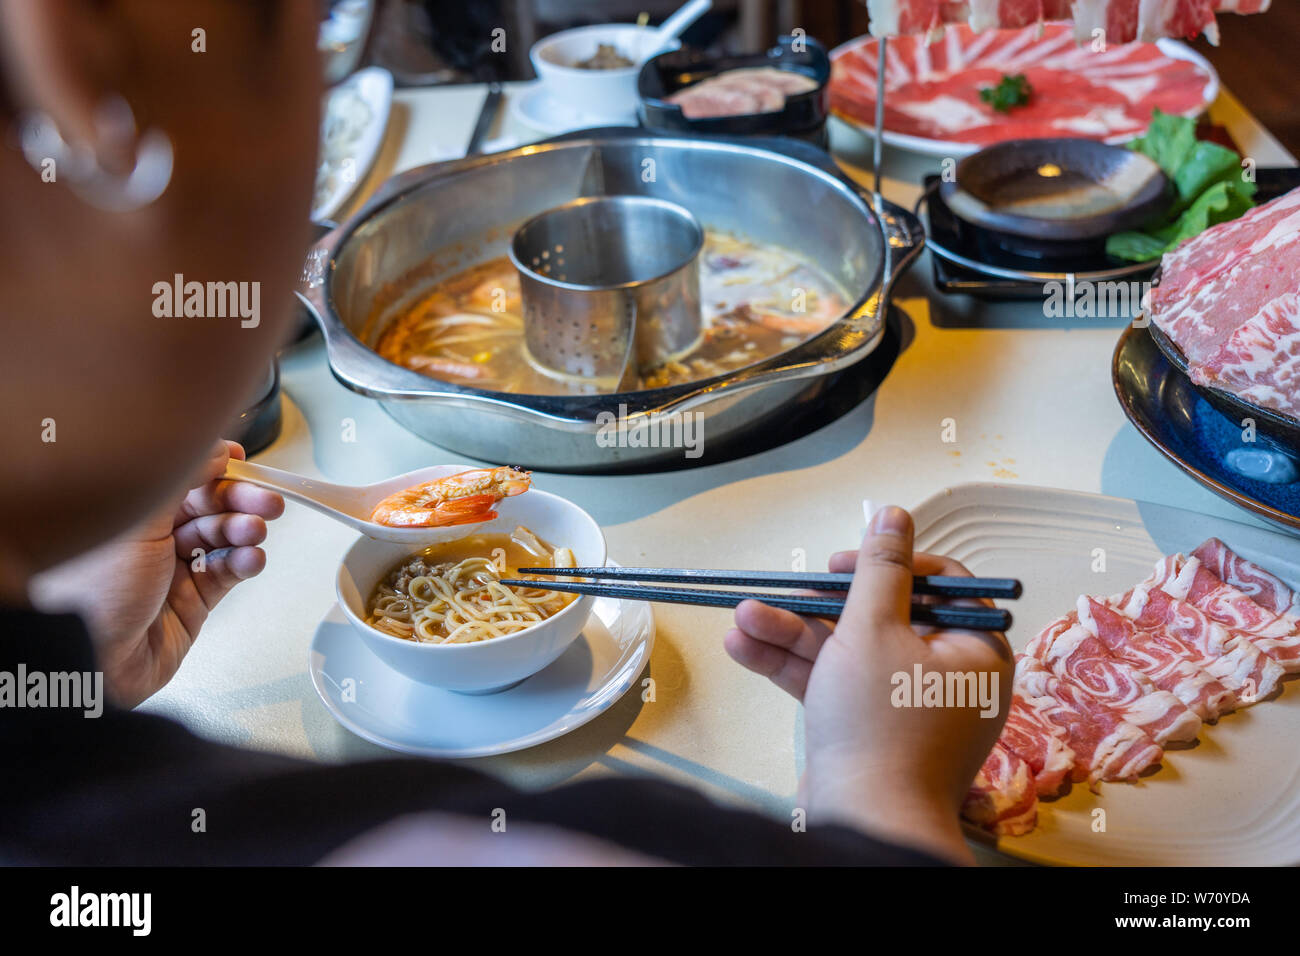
516, 567, 1023, 600
499, 579, 1013, 632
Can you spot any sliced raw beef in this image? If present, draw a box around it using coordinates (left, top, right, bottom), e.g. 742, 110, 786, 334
963, 742, 1039, 836
1151, 185, 1300, 308
1028, 617, 1202, 744
982, 536, 1291, 839
1078, 591, 1236, 719
1145, 186, 1300, 420
665, 68, 817, 119
865, 0, 1267, 40
1172, 557, 1300, 671
999, 686, 1079, 795
1195, 294, 1300, 421
1215, 1, 1271, 12
1014, 656, 1163, 787
1127, 560, 1286, 700
968, 1, 1054, 32
830, 24, 1214, 148
1193, 538, 1300, 617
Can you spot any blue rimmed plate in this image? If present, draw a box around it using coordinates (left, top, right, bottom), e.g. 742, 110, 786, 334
1113, 323, 1300, 534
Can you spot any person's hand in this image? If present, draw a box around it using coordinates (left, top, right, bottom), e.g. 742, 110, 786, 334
30, 440, 284, 708
723, 505, 1013, 864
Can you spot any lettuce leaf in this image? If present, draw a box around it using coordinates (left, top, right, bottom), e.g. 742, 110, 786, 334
1129, 109, 1198, 176
1105, 110, 1257, 263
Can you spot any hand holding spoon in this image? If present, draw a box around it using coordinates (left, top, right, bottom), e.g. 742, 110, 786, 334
222, 460, 531, 545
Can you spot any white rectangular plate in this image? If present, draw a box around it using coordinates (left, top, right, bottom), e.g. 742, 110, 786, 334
913, 483, 1300, 866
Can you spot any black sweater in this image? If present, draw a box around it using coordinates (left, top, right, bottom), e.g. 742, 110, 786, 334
0, 607, 943, 866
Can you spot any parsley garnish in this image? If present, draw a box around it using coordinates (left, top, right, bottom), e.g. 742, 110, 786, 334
980, 73, 1033, 113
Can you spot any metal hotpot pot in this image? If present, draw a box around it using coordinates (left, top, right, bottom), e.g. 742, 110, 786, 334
297, 128, 924, 470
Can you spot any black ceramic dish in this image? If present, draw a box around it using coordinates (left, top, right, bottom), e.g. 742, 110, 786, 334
940, 138, 1171, 246
924, 166, 1300, 300
637, 35, 831, 147
920, 176, 1158, 300
1113, 324, 1300, 533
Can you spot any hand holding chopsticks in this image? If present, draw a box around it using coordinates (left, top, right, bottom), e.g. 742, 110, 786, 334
504, 566, 1018, 632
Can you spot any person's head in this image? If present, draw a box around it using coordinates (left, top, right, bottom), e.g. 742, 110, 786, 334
0, 1, 321, 590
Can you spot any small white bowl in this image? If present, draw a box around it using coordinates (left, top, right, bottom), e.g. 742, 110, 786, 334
337, 488, 606, 694
530, 24, 680, 121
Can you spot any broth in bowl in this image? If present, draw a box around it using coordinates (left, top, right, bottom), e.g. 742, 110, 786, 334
366, 526, 576, 644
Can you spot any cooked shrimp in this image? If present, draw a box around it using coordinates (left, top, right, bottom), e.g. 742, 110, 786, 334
746, 291, 843, 335
370, 466, 532, 528
404, 355, 492, 380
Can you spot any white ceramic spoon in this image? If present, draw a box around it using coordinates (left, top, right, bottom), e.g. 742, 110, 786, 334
645, 0, 712, 57
224, 460, 520, 545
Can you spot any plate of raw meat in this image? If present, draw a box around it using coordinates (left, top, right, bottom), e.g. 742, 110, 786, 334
829, 22, 1218, 156
914, 482, 1300, 865
1144, 184, 1300, 449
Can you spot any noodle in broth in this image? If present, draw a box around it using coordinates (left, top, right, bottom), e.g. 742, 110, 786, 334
366, 527, 577, 644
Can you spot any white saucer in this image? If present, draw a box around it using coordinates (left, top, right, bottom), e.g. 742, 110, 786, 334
509, 83, 638, 137
309, 587, 654, 758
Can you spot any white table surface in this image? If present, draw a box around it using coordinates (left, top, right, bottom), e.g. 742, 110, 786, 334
143, 78, 1297, 859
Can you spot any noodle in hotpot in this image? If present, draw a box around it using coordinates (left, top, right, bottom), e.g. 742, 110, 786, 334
365, 529, 576, 644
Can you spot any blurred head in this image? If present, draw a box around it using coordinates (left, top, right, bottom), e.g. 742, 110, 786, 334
0, 0, 321, 588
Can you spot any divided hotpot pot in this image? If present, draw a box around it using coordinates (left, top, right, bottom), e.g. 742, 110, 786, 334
297, 128, 924, 470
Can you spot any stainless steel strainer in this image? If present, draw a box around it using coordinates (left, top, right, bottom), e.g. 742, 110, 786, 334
509, 195, 704, 389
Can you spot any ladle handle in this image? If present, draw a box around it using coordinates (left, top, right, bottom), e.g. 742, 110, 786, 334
655, 0, 711, 48
223, 459, 364, 521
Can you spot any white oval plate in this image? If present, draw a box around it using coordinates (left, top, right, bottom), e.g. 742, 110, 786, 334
312, 66, 393, 223
831, 37, 1219, 159
913, 482, 1300, 866
309, 567, 654, 758
509, 83, 638, 137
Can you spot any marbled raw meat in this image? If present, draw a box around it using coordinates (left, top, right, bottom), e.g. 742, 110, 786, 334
998, 686, 1078, 795
1193, 537, 1300, 617
1077, 591, 1236, 719
1146, 186, 1300, 421
865, 0, 1266, 40
1014, 656, 1163, 787
1027, 616, 1202, 744
963, 742, 1039, 836
980, 535, 1291, 839
1128, 558, 1286, 698
1194, 293, 1300, 421
830, 23, 1214, 147
666, 68, 816, 119
1164, 553, 1300, 672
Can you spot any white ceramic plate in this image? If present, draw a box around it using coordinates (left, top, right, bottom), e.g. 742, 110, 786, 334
831, 38, 1219, 159
912, 482, 1300, 866
309, 568, 654, 758
509, 83, 638, 137
312, 66, 393, 223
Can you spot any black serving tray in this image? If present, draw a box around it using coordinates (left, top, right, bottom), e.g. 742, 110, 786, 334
637, 35, 831, 148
